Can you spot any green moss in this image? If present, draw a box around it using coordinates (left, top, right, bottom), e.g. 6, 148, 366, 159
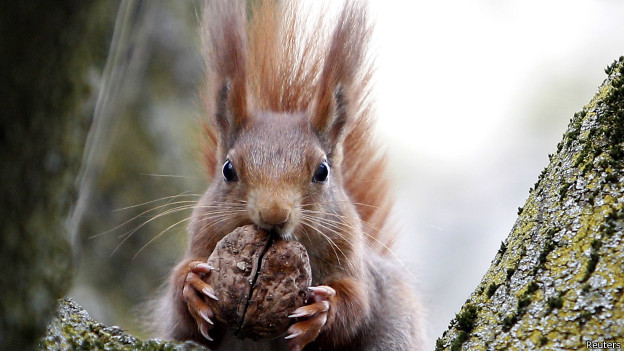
498, 241, 507, 256
486, 283, 499, 298
519, 245, 527, 258
565, 111, 586, 147
526, 281, 539, 295
578, 310, 593, 325
539, 335, 548, 347
536, 228, 558, 273
506, 268, 515, 280
546, 292, 564, 314
435, 337, 445, 351
605, 57, 624, 75
450, 331, 468, 351
517, 295, 531, 309
503, 280, 540, 332
448, 304, 479, 350
574, 146, 591, 168
581, 239, 602, 282
559, 182, 571, 200
533, 166, 549, 190
456, 304, 478, 332
501, 314, 517, 332
39, 298, 207, 351
605, 172, 618, 183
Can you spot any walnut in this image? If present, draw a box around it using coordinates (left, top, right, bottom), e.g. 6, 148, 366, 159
205, 225, 312, 339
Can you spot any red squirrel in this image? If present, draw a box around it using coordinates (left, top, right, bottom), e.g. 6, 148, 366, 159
155, 1, 423, 350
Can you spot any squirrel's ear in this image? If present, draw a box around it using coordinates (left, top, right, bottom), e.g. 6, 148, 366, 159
215, 80, 247, 146
312, 85, 349, 149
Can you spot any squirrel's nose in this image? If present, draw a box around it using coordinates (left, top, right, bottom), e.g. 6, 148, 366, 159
259, 204, 290, 226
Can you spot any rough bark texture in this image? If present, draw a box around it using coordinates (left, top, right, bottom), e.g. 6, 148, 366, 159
436, 56, 624, 351
40, 298, 208, 351
0, 2, 116, 349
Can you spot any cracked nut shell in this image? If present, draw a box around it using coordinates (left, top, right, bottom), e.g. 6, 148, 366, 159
205, 225, 312, 339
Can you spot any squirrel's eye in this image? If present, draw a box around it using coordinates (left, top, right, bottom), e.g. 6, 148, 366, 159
222, 159, 238, 182
312, 161, 330, 183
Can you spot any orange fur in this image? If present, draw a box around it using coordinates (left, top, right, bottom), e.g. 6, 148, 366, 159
200, 0, 393, 253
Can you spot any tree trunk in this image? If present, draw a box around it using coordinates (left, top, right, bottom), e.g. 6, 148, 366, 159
0, 2, 116, 349
435, 56, 624, 351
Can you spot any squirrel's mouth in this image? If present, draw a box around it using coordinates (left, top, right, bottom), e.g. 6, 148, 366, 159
255, 220, 295, 241
249, 207, 298, 241
268, 225, 295, 241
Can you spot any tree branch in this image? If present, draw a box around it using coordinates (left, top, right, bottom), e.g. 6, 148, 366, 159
436, 56, 624, 351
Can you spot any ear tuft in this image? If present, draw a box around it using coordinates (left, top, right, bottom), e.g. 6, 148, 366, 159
215, 80, 232, 136
311, 85, 350, 151
329, 85, 348, 143
214, 79, 248, 151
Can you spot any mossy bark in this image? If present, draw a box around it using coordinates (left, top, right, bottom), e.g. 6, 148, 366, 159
39, 298, 207, 351
436, 56, 624, 351
0, 2, 116, 349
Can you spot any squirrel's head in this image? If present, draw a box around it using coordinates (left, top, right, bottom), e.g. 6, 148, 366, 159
191, 0, 377, 256
193, 81, 353, 242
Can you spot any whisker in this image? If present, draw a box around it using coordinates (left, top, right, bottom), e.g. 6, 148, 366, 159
299, 225, 312, 244
299, 217, 352, 270
193, 207, 247, 229
302, 207, 386, 240
131, 216, 192, 259
299, 219, 343, 268
309, 216, 390, 261
195, 206, 247, 212
300, 215, 353, 249
301, 209, 403, 269
193, 205, 247, 211
207, 213, 243, 228
302, 200, 382, 210
195, 209, 247, 221
192, 200, 248, 210
104, 197, 249, 258
91, 201, 197, 239
139, 172, 202, 180
191, 201, 248, 232
116, 204, 196, 242
112, 191, 201, 212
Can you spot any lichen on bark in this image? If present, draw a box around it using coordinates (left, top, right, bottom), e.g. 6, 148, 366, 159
436, 56, 624, 351
39, 298, 207, 351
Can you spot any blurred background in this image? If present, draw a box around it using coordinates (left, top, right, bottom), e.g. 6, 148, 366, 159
68, 1, 624, 349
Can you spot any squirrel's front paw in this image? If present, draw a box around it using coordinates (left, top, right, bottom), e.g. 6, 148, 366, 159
182, 261, 218, 341
285, 285, 336, 351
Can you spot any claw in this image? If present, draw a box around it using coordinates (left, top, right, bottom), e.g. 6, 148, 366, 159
183, 260, 218, 341
199, 323, 213, 341
308, 286, 330, 295
308, 286, 336, 300
289, 301, 330, 318
196, 263, 214, 272
284, 330, 302, 340
199, 308, 214, 325
286, 285, 334, 351
288, 311, 306, 319
202, 287, 219, 301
